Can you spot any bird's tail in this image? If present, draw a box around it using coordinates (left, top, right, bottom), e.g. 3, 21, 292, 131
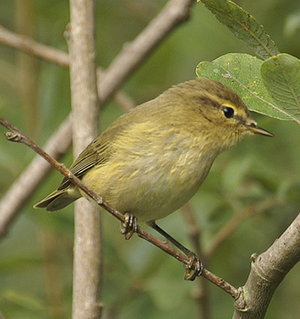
34, 188, 79, 211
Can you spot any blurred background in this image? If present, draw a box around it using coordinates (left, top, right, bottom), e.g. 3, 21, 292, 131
0, 0, 300, 318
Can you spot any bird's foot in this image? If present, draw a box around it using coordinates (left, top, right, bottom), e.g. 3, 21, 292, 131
183, 252, 203, 281
120, 213, 138, 240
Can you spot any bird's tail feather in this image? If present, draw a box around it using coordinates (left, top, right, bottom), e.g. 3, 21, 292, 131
34, 189, 79, 211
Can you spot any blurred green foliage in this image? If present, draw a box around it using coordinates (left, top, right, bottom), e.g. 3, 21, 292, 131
0, 0, 300, 318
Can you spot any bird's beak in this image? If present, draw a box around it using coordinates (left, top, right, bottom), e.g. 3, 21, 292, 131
246, 122, 274, 137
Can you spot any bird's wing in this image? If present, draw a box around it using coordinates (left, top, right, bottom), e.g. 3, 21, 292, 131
56, 110, 134, 190
57, 139, 111, 190
56, 102, 153, 191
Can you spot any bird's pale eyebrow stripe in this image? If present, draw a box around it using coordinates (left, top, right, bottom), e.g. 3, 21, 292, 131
220, 101, 236, 108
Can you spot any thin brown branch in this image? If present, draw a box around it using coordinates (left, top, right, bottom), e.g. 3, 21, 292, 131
182, 203, 203, 260
0, 0, 194, 103
181, 204, 211, 319
98, 0, 194, 100
0, 89, 134, 237
0, 116, 240, 298
206, 206, 251, 259
114, 91, 136, 112
0, 116, 72, 237
0, 25, 69, 67
206, 197, 282, 259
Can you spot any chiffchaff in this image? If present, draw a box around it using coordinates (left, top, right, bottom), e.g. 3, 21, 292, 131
35, 77, 273, 278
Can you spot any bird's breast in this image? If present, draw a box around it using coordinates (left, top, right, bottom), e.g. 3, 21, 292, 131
82, 126, 220, 223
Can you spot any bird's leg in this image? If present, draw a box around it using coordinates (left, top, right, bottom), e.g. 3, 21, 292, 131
120, 212, 138, 240
149, 221, 203, 281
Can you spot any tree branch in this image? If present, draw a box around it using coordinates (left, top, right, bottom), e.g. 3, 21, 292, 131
0, 116, 240, 298
0, 115, 72, 237
233, 213, 300, 318
206, 197, 282, 259
98, 0, 194, 100
0, 24, 69, 67
67, 0, 102, 317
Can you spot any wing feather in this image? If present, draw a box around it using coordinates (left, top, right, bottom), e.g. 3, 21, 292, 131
57, 140, 110, 190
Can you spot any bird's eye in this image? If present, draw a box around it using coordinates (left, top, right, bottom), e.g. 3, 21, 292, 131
222, 106, 234, 119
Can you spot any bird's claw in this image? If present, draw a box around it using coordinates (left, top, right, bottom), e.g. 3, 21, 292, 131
120, 213, 138, 240
183, 253, 203, 281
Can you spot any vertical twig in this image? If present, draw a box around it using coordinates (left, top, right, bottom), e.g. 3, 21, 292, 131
181, 204, 211, 319
68, 0, 102, 318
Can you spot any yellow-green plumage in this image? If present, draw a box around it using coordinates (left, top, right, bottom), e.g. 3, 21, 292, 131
34, 77, 272, 222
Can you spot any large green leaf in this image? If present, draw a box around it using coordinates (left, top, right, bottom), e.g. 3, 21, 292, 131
196, 53, 291, 120
260, 54, 300, 124
200, 0, 279, 60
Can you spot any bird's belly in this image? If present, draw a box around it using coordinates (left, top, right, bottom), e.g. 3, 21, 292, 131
82, 144, 216, 223
119, 162, 211, 222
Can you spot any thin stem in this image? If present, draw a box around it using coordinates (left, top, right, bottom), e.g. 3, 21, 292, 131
0, 116, 239, 298
181, 204, 211, 319
0, 24, 69, 67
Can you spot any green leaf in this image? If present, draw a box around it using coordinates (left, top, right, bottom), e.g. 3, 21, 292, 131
199, 0, 280, 60
260, 53, 300, 124
196, 53, 291, 120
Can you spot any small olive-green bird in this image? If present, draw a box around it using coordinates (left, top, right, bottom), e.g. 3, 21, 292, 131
35, 77, 272, 216
35, 77, 272, 260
